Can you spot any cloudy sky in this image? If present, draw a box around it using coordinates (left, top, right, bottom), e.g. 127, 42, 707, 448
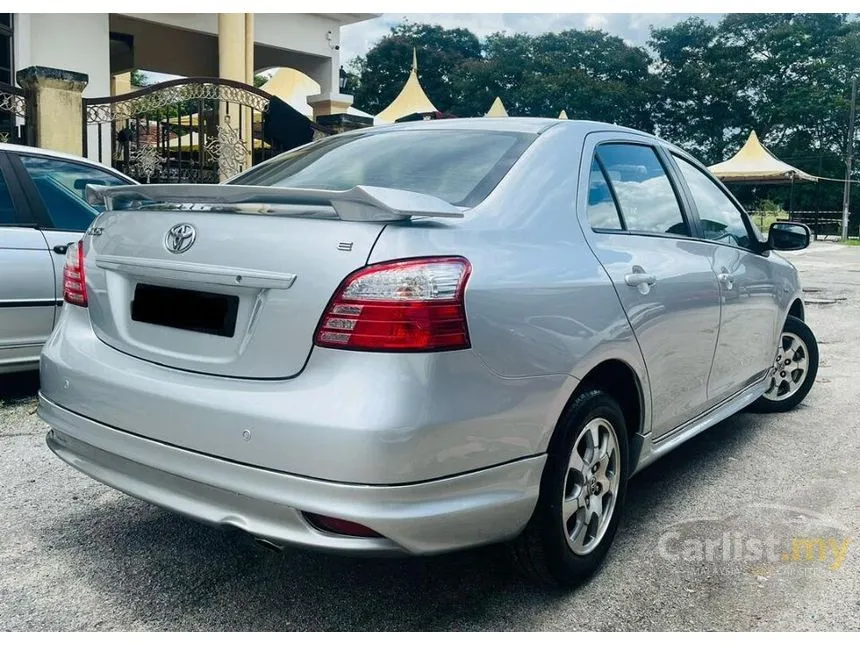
340, 13, 723, 63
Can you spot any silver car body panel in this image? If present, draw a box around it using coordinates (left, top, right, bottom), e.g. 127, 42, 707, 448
0, 228, 57, 373
37, 118, 807, 554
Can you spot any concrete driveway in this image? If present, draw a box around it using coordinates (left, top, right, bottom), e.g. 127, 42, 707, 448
1, 241, 858, 631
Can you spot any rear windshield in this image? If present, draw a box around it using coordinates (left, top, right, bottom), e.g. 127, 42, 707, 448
229, 129, 536, 207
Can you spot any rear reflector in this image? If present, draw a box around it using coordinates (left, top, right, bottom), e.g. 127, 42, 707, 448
63, 241, 87, 307
314, 257, 471, 352
304, 513, 382, 538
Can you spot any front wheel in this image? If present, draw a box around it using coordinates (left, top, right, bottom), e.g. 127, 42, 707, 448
749, 315, 818, 414
509, 389, 629, 588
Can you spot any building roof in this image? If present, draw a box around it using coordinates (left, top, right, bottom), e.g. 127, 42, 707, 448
485, 97, 508, 117
375, 49, 438, 124
708, 130, 816, 183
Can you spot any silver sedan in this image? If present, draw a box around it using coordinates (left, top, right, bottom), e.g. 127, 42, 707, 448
37, 118, 817, 587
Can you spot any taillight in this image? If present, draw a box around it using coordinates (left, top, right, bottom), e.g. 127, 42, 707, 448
314, 257, 471, 352
63, 241, 87, 307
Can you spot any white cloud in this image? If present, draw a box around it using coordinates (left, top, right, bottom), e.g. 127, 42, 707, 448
340, 13, 723, 63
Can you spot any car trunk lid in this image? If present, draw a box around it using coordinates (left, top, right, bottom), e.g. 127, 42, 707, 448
82, 184, 462, 379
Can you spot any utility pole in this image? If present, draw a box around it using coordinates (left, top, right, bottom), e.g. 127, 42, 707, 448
842, 77, 857, 242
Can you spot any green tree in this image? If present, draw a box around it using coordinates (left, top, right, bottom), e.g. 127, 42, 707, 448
350, 21, 482, 114
454, 30, 658, 128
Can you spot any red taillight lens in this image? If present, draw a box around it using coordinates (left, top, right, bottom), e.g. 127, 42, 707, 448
62, 241, 87, 307
314, 257, 471, 352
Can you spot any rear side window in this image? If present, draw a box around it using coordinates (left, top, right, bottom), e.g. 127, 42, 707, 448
586, 157, 624, 231
596, 143, 689, 237
230, 130, 536, 207
0, 170, 17, 224
18, 155, 129, 231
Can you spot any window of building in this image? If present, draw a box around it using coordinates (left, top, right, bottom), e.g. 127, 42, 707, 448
0, 14, 13, 86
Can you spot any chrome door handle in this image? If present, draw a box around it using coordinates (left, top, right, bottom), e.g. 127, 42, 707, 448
717, 268, 734, 290
624, 267, 657, 294
624, 272, 657, 287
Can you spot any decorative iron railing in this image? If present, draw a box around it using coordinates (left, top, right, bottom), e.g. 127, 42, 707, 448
0, 82, 32, 145
83, 77, 330, 184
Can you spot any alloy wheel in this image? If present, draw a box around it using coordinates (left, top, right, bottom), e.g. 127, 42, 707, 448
562, 417, 620, 555
763, 331, 810, 402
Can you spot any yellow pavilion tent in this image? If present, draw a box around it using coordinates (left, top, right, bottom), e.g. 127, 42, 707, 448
708, 130, 816, 184
375, 49, 438, 124
485, 97, 508, 117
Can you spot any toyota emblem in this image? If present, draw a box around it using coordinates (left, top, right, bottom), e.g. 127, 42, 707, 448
165, 223, 197, 254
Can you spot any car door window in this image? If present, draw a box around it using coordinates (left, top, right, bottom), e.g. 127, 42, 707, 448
586, 157, 624, 231
18, 155, 128, 232
596, 143, 689, 237
673, 155, 755, 250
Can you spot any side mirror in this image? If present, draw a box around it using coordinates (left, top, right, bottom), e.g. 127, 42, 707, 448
74, 178, 109, 190
767, 221, 810, 251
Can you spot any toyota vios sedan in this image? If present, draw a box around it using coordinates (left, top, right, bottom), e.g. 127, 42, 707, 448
38, 119, 817, 587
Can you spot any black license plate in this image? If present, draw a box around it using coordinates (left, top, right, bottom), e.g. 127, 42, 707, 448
131, 284, 239, 338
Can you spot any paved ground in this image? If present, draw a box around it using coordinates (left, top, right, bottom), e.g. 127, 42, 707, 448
1, 241, 858, 631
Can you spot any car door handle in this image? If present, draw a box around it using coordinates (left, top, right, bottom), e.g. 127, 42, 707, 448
717, 268, 734, 289
52, 243, 75, 255
624, 271, 657, 287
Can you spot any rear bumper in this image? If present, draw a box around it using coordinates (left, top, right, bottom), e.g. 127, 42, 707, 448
40, 395, 545, 555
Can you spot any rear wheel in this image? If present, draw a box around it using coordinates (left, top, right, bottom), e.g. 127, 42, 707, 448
749, 315, 818, 413
510, 389, 629, 588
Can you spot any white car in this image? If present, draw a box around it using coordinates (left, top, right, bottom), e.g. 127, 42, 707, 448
0, 143, 134, 373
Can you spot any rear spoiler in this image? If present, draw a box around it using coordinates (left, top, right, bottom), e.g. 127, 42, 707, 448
85, 184, 464, 223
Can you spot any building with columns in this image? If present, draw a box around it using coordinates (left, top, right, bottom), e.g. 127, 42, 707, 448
6, 12, 377, 159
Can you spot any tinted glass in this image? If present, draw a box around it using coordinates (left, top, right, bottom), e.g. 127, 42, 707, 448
0, 169, 17, 224
19, 155, 129, 231
674, 155, 754, 249
586, 157, 623, 230
597, 143, 688, 236
230, 130, 535, 207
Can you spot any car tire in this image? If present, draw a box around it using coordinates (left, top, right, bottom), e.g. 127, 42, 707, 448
748, 315, 818, 414
509, 388, 629, 588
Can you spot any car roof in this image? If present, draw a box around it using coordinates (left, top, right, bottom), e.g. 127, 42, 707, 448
0, 142, 135, 181
366, 117, 657, 139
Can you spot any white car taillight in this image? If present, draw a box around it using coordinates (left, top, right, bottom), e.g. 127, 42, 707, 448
63, 241, 87, 307
315, 257, 472, 352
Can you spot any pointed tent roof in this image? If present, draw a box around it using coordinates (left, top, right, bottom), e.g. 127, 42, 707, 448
485, 96, 508, 117
376, 49, 438, 123
558, 109, 568, 120
708, 130, 816, 183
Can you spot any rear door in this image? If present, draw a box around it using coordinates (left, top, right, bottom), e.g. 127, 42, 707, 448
579, 133, 722, 438
668, 152, 780, 402
7, 152, 132, 327
0, 152, 55, 370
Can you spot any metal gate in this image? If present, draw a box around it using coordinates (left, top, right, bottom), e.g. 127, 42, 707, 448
83, 77, 328, 184
0, 82, 32, 145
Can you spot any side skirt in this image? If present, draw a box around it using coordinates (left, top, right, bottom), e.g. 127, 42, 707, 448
631, 376, 770, 476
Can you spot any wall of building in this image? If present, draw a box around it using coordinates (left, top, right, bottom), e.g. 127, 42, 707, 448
13, 13, 110, 159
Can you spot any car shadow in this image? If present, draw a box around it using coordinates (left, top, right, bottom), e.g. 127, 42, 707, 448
37, 410, 767, 630
0, 371, 40, 404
